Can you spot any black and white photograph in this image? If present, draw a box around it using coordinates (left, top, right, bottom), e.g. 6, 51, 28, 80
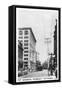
15, 6, 60, 83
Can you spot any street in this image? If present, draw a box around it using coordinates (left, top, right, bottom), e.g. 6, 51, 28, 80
19, 70, 56, 78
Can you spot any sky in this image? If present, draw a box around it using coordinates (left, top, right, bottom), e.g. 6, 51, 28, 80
16, 8, 58, 64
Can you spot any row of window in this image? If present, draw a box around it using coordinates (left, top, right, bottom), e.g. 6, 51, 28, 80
24, 51, 28, 53
18, 40, 29, 47
24, 40, 28, 42
24, 54, 28, 56
18, 36, 28, 39
19, 30, 28, 35
24, 58, 28, 60
19, 43, 28, 46
24, 36, 28, 38
18, 40, 28, 43
24, 43, 28, 46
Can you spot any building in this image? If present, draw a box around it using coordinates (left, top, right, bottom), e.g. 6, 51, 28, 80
18, 27, 36, 71
18, 40, 23, 71
36, 52, 39, 61
48, 19, 57, 76
53, 19, 57, 77
54, 19, 57, 67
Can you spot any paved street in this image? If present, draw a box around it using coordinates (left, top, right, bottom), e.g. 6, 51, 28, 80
18, 70, 57, 82
20, 70, 54, 78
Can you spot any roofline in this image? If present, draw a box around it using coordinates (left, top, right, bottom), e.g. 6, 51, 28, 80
18, 27, 36, 42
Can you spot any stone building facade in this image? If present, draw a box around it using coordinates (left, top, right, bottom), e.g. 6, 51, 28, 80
18, 27, 36, 71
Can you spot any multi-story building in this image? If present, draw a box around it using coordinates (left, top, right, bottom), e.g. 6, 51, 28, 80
18, 40, 23, 70
48, 19, 57, 76
18, 27, 36, 71
53, 19, 57, 77
54, 19, 57, 67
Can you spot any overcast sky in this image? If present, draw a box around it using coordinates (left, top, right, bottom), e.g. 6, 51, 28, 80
16, 8, 58, 64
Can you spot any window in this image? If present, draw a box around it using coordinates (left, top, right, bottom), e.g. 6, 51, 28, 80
24, 43, 28, 46
24, 47, 28, 49
24, 54, 28, 56
24, 62, 28, 65
19, 37, 23, 39
24, 58, 28, 60
24, 51, 28, 53
24, 40, 28, 42
19, 40, 22, 43
24, 36, 28, 38
24, 30, 28, 35
19, 31, 23, 35
24, 64, 28, 67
